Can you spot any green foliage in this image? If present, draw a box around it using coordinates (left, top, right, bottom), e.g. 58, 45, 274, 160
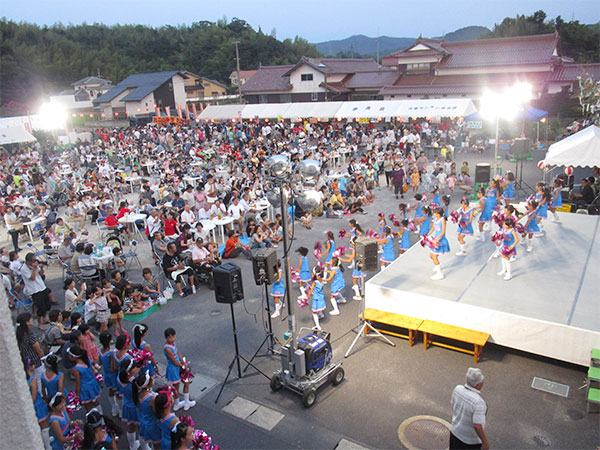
484, 10, 600, 63
0, 18, 321, 115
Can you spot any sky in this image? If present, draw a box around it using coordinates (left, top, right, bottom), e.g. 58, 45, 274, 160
3, 0, 600, 42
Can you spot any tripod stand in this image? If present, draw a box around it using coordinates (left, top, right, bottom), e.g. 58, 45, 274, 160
514, 155, 534, 198
344, 271, 395, 358
243, 279, 280, 372
215, 302, 269, 403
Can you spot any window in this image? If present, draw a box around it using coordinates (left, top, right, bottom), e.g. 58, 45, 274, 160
259, 94, 268, 104
301, 73, 314, 81
311, 92, 318, 101
211, 91, 219, 96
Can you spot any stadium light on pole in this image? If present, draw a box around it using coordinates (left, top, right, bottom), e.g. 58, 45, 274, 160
480, 82, 532, 175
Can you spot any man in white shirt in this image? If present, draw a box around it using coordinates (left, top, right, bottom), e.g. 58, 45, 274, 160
146, 209, 162, 240
450, 368, 489, 450
181, 185, 196, 210
180, 204, 197, 225
197, 203, 216, 220
227, 197, 245, 233
21, 253, 54, 328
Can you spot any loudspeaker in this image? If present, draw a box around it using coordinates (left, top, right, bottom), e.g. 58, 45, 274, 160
474, 163, 491, 184
252, 248, 278, 285
512, 138, 530, 157
213, 263, 244, 304
355, 237, 378, 272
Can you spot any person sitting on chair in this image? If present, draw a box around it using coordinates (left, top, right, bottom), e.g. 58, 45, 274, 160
571, 178, 595, 207
77, 244, 105, 280
191, 238, 219, 278
162, 242, 195, 297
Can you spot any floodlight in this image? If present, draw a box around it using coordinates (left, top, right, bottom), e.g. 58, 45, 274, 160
266, 155, 290, 177
297, 159, 321, 182
38, 102, 67, 130
296, 189, 321, 213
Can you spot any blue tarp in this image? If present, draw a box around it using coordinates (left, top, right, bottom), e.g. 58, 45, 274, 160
466, 104, 548, 122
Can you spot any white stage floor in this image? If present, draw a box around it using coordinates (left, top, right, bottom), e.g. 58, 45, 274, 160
365, 212, 600, 366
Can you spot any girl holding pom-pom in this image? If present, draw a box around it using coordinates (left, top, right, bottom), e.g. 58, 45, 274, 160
339, 236, 364, 300
549, 179, 563, 222
476, 187, 493, 241
133, 323, 159, 378
322, 231, 336, 264
117, 358, 140, 450
26, 357, 51, 449
398, 220, 411, 255
418, 206, 433, 238
455, 198, 475, 256
524, 200, 540, 252
163, 328, 195, 411
501, 172, 515, 205
82, 408, 121, 450
154, 391, 179, 450
428, 207, 450, 280
306, 267, 326, 330
324, 257, 346, 315
48, 393, 83, 450
69, 345, 101, 413
270, 261, 285, 319
171, 421, 195, 450
377, 227, 396, 268
295, 247, 312, 306
497, 217, 519, 281
132, 371, 161, 449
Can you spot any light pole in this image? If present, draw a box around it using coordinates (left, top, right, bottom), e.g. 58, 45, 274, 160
233, 41, 242, 104
480, 83, 532, 176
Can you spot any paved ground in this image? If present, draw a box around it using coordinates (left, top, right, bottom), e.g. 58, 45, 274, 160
7, 145, 599, 449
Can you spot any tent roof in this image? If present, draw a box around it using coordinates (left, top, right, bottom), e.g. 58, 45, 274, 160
0, 126, 37, 145
281, 101, 344, 119
198, 104, 245, 120
334, 100, 404, 119
543, 125, 600, 168
240, 103, 292, 119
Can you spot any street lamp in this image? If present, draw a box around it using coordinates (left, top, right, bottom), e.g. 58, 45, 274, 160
480, 82, 532, 176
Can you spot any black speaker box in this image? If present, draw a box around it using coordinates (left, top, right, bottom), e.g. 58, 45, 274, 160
512, 138, 530, 157
474, 163, 491, 184
213, 263, 244, 304
355, 237, 378, 272
252, 248, 278, 285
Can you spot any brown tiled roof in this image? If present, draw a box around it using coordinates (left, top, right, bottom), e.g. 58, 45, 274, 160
389, 38, 447, 57
241, 65, 294, 93
285, 58, 379, 76
437, 33, 558, 69
230, 70, 258, 79
549, 64, 600, 82
343, 70, 401, 89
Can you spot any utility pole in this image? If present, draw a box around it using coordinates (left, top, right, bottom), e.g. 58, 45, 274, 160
233, 41, 242, 104
351, 43, 354, 59
376, 37, 380, 64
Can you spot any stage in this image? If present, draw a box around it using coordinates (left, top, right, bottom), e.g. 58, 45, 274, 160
364, 212, 600, 366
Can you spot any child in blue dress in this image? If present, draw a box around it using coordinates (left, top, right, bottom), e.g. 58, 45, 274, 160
486, 178, 502, 212
398, 203, 408, 222
112, 334, 132, 415
164, 327, 195, 412
476, 187, 493, 241
48, 393, 82, 450
455, 198, 475, 256
270, 262, 285, 318
99, 331, 121, 417
418, 206, 432, 237
524, 200, 540, 252
430, 186, 441, 208
117, 358, 141, 450
69, 345, 101, 413
339, 237, 364, 300
501, 172, 515, 204
550, 179, 563, 222
295, 246, 312, 302
377, 226, 396, 267
497, 217, 519, 281
41, 354, 66, 401
322, 231, 336, 263
26, 357, 50, 449
132, 371, 161, 449
171, 421, 196, 450
155, 391, 179, 450
535, 182, 552, 230
376, 213, 386, 237
307, 267, 326, 330
324, 257, 345, 316
133, 323, 159, 378
398, 220, 411, 255
82, 409, 121, 450
428, 207, 450, 280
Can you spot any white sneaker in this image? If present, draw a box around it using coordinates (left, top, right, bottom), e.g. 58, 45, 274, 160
527, 246, 533, 252
497, 270, 506, 276
173, 400, 185, 411
492, 252, 499, 258
430, 272, 444, 280
353, 295, 362, 301
330, 309, 340, 316
131, 440, 141, 450
503, 273, 512, 281
191, 285, 196, 294
455, 250, 466, 256
270, 309, 281, 319
510, 256, 516, 262
336, 297, 347, 304
183, 399, 196, 411
348, 261, 355, 269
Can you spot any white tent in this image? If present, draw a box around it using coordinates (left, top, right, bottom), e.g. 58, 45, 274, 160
334, 100, 403, 119
0, 126, 37, 145
198, 104, 244, 120
281, 101, 344, 120
241, 103, 292, 119
389, 98, 477, 119
543, 125, 600, 168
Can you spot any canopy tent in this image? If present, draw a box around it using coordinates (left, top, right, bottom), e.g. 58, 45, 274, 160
334, 100, 403, 119
240, 103, 292, 119
281, 101, 344, 120
542, 125, 600, 168
198, 104, 244, 120
390, 98, 477, 119
465, 104, 548, 122
0, 126, 37, 145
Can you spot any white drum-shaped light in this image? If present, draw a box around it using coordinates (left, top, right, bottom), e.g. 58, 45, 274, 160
266, 155, 290, 177
297, 159, 321, 182
296, 189, 321, 213
266, 187, 281, 208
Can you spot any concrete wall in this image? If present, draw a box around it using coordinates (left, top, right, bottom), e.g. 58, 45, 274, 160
0, 288, 44, 449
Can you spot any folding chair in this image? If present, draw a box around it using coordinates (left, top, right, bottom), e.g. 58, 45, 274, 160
79, 265, 102, 284
122, 240, 142, 271
96, 218, 109, 240
11, 289, 33, 315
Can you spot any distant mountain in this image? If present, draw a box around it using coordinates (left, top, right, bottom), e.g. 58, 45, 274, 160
440, 26, 491, 42
314, 26, 491, 57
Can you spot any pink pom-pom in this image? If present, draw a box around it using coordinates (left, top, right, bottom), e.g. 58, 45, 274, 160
180, 415, 195, 428
393, 220, 401, 227
64, 425, 83, 450
313, 249, 322, 260
192, 430, 219, 450
289, 267, 300, 284
95, 373, 104, 386
491, 231, 504, 244
338, 229, 347, 240
407, 220, 416, 232
297, 295, 309, 308
419, 235, 438, 249
66, 392, 81, 414
388, 214, 396, 221
313, 241, 322, 251
515, 223, 526, 236
365, 229, 377, 238
128, 348, 154, 368
180, 358, 194, 384
450, 210, 460, 224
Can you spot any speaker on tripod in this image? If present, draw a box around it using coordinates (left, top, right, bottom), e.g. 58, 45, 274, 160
512, 138, 530, 158
213, 263, 244, 304
475, 163, 491, 184
252, 248, 278, 285
355, 237, 378, 272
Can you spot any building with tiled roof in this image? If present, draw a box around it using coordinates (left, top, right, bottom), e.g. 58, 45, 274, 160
229, 70, 258, 87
